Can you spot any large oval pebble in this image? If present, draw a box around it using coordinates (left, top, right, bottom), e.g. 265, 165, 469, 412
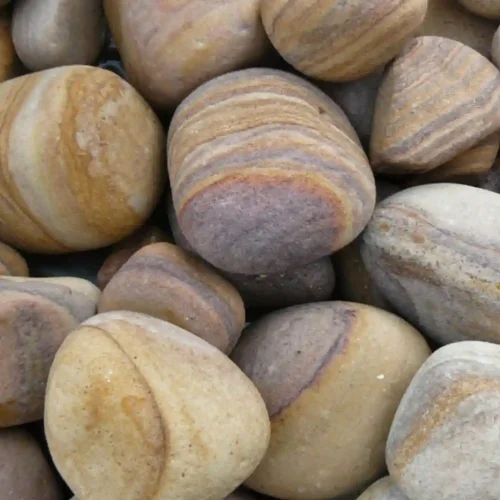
361, 183, 500, 345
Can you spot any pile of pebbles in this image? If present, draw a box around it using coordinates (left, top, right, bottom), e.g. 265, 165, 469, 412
2, 0, 500, 499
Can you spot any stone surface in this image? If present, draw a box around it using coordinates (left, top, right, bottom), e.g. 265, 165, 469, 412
361, 183, 500, 345
105, 0, 269, 109
231, 301, 430, 499
168, 68, 375, 275
0, 427, 63, 499
260, 0, 427, 81
0, 276, 99, 427
45, 311, 270, 500
371, 36, 500, 174
0, 65, 165, 253
387, 341, 500, 500
12, 0, 105, 71
98, 242, 245, 353
356, 477, 409, 500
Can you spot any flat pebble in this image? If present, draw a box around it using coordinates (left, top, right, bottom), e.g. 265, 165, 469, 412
232, 301, 430, 499
387, 341, 500, 500
45, 311, 270, 500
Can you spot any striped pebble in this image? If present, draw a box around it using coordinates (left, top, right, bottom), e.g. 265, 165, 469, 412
168, 68, 376, 275
387, 341, 500, 500
260, 0, 427, 81
458, 0, 500, 18
357, 477, 409, 500
0, 276, 99, 427
98, 242, 245, 353
371, 36, 500, 174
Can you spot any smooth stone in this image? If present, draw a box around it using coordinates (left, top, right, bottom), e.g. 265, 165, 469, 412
419, 0, 497, 57
105, 0, 269, 109
371, 36, 500, 174
387, 341, 500, 500
97, 225, 169, 289
98, 242, 245, 353
12, 0, 105, 71
458, 0, 500, 18
356, 477, 409, 500
0, 276, 99, 427
0, 241, 29, 276
361, 183, 500, 345
260, 0, 427, 82
0, 427, 63, 499
0, 65, 165, 253
168, 68, 375, 275
231, 302, 430, 499
334, 180, 400, 310
45, 311, 270, 500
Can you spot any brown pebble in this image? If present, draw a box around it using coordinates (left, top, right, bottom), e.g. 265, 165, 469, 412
98, 242, 245, 353
97, 225, 170, 290
387, 341, 500, 500
231, 302, 430, 499
260, 0, 427, 81
457, 0, 500, 19
45, 311, 270, 500
0, 427, 63, 499
0, 9, 20, 84
168, 68, 375, 275
371, 36, 500, 174
357, 476, 409, 500
0, 241, 28, 276
105, 0, 269, 109
361, 183, 500, 345
0, 276, 99, 427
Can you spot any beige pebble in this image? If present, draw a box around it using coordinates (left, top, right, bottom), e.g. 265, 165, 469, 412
12, 0, 105, 71
361, 183, 500, 344
0, 241, 28, 276
0, 427, 63, 499
105, 0, 269, 109
356, 477, 408, 500
45, 311, 270, 500
371, 36, 500, 174
387, 341, 500, 500
260, 0, 427, 81
0, 65, 165, 253
231, 302, 430, 499
0, 276, 99, 427
98, 242, 245, 353
457, 0, 500, 18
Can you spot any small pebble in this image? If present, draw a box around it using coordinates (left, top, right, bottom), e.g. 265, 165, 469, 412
357, 476, 409, 500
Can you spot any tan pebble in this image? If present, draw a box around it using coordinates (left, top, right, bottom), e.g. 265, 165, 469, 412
334, 181, 400, 310
457, 0, 500, 18
356, 477, 408, 500
98, 242, 245, 353
0, 276, 99, 427
168, 68, 375, 275
361, 183, 500, 344
97, 225, 170, 290
0, 9, 20, 84
371, 36, 500, 174
12, 0, 105, 71
231, 301, 430, 499
387, 341, 500, 500
260, 0, 427, 82
419, 0, 497, 56
0, 241, 28, 276
0, 65, 165, 253
45, 310, 270, 500
0, 427, 63, 499
105, 0, 269, 109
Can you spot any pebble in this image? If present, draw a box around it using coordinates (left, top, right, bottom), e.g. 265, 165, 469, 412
12, 0, 105, 71
45, 311, 270, 500
458, 0, 500, 18
0, 9, 19, 83
357, 477, 409, 500
387, 341, 500, 500
0, 65, 165, 253
0, 241, 29, 276
361, 183, 500, 345
98, 242, 246, 353
168, 68, 375, 275
105, 0, 269, 109
0, 276, 99, 427
231, 301, 430, 499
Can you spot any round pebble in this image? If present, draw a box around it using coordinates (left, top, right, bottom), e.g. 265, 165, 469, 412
357, 477, 409, 500
168, 68, 375, 275
387, 341, 500, 500
45, 311, 270, 500
231, 301, 430, 499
